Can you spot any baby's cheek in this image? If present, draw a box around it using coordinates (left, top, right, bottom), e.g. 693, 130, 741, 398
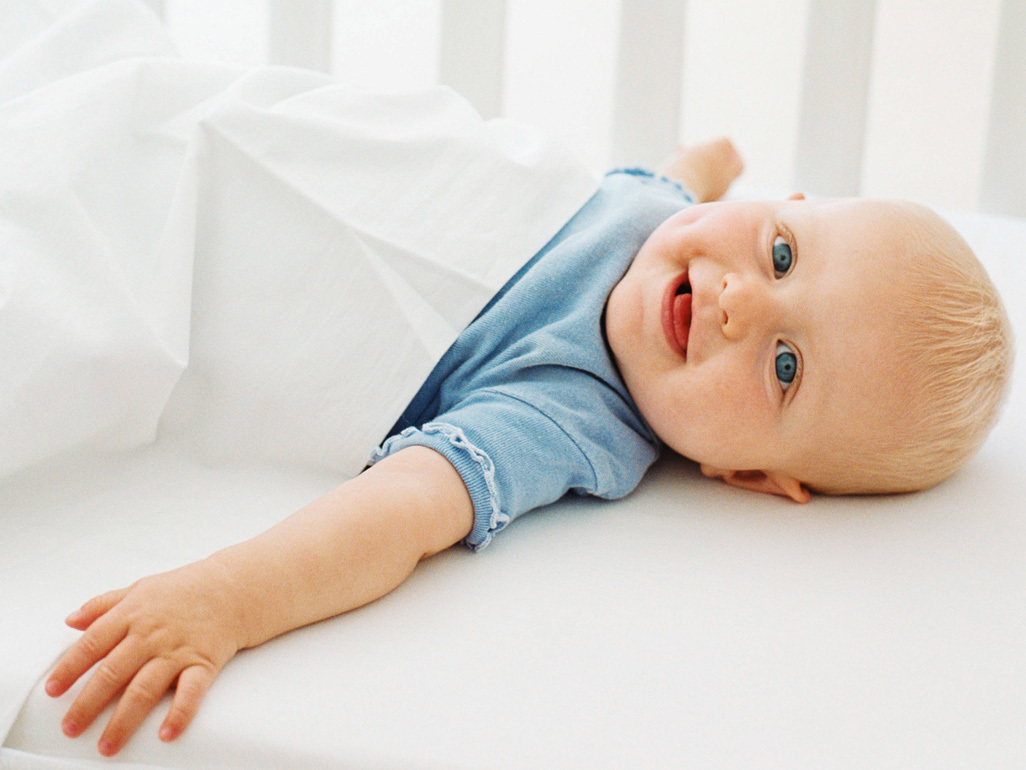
639, 379, 710, 457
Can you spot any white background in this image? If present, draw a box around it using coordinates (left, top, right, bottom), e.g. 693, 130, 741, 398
161, 0, 1010, 212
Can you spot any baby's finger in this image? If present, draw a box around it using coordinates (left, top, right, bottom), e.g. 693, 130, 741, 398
46, 621, 127, 699
65, 588, 131, 630
60, 641, 148, 737
96, 659, 179, 757
159, 664, 218, 743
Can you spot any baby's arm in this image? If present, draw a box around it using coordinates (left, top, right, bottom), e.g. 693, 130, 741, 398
659, 137, 744, 203
45, 446, 472, 757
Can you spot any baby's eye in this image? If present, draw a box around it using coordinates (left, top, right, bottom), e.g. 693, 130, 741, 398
775, 342, 798, 391
772, 235, 793, 278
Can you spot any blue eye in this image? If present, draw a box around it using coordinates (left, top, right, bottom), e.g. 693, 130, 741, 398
775, 342, 798, 390
772, 235, 793, 277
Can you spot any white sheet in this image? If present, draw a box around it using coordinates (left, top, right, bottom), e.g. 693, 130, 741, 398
3, 2, 1025, 768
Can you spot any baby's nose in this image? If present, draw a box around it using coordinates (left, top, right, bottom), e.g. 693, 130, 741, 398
718, 272, 777, 339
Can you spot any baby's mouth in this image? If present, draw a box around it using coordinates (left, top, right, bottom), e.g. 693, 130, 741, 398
662, 271, 692, 359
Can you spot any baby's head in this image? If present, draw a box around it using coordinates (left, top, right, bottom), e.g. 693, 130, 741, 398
605, 195, 1013, 501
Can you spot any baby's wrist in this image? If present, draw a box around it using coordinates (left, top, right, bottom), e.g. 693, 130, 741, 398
204, 549, 270, 650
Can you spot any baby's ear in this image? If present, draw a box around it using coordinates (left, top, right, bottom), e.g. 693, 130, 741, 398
700, 465, 811, 503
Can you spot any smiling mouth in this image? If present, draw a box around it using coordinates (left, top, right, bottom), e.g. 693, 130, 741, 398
661, 271, 692, 359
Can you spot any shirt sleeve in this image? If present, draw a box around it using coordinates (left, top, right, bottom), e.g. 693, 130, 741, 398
370, 387, 658, 550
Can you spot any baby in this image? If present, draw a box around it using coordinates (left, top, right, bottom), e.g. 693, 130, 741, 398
44, 139, 1013, 757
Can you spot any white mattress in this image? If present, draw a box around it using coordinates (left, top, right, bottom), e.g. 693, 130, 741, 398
2, 210, 1024, 768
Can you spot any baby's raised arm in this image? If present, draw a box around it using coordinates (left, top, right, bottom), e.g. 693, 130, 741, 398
45, 447, 473, 757
659, 138, 744, 203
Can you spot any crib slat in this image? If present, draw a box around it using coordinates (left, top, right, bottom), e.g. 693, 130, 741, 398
611, 0, 686, 169
980, 0, 1026, 217
794, 0, 876, 198
439, 0, 506, 119
269, 0, 333, 72
143, 0, 165, 19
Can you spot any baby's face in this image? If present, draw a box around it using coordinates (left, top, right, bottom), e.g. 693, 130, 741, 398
605, 196, 915, 500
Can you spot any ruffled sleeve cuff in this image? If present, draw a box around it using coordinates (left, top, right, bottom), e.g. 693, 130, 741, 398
369, 422, 507, 550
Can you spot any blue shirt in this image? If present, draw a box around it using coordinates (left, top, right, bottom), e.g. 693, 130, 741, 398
371, 170, 693, 549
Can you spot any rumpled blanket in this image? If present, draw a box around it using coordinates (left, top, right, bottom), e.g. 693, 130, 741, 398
0, 0, 597, 483
0, 0, 596, 742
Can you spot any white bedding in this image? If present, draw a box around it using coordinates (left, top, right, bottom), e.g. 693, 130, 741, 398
2, 2, 1025, 768
0, 0, 595, 484
3, 260, 1025, 768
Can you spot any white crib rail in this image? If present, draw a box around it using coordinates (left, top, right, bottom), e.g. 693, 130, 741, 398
981, 0, 1026, 217
150, 0, 1024, 217
611, 0, 686, 169
269, 0, 332, 73
793, 0, 876, 199
438, 0, 506, 120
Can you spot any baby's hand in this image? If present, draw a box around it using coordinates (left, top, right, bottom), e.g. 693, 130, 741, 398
659, 137, 744, 203
45, 558, 246, 757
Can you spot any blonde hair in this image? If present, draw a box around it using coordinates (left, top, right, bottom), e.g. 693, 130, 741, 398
812, 202, 1014, 495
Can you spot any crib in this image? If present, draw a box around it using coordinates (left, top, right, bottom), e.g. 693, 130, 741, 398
2, 1, 1025, 768
139, 0, 1026, 217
